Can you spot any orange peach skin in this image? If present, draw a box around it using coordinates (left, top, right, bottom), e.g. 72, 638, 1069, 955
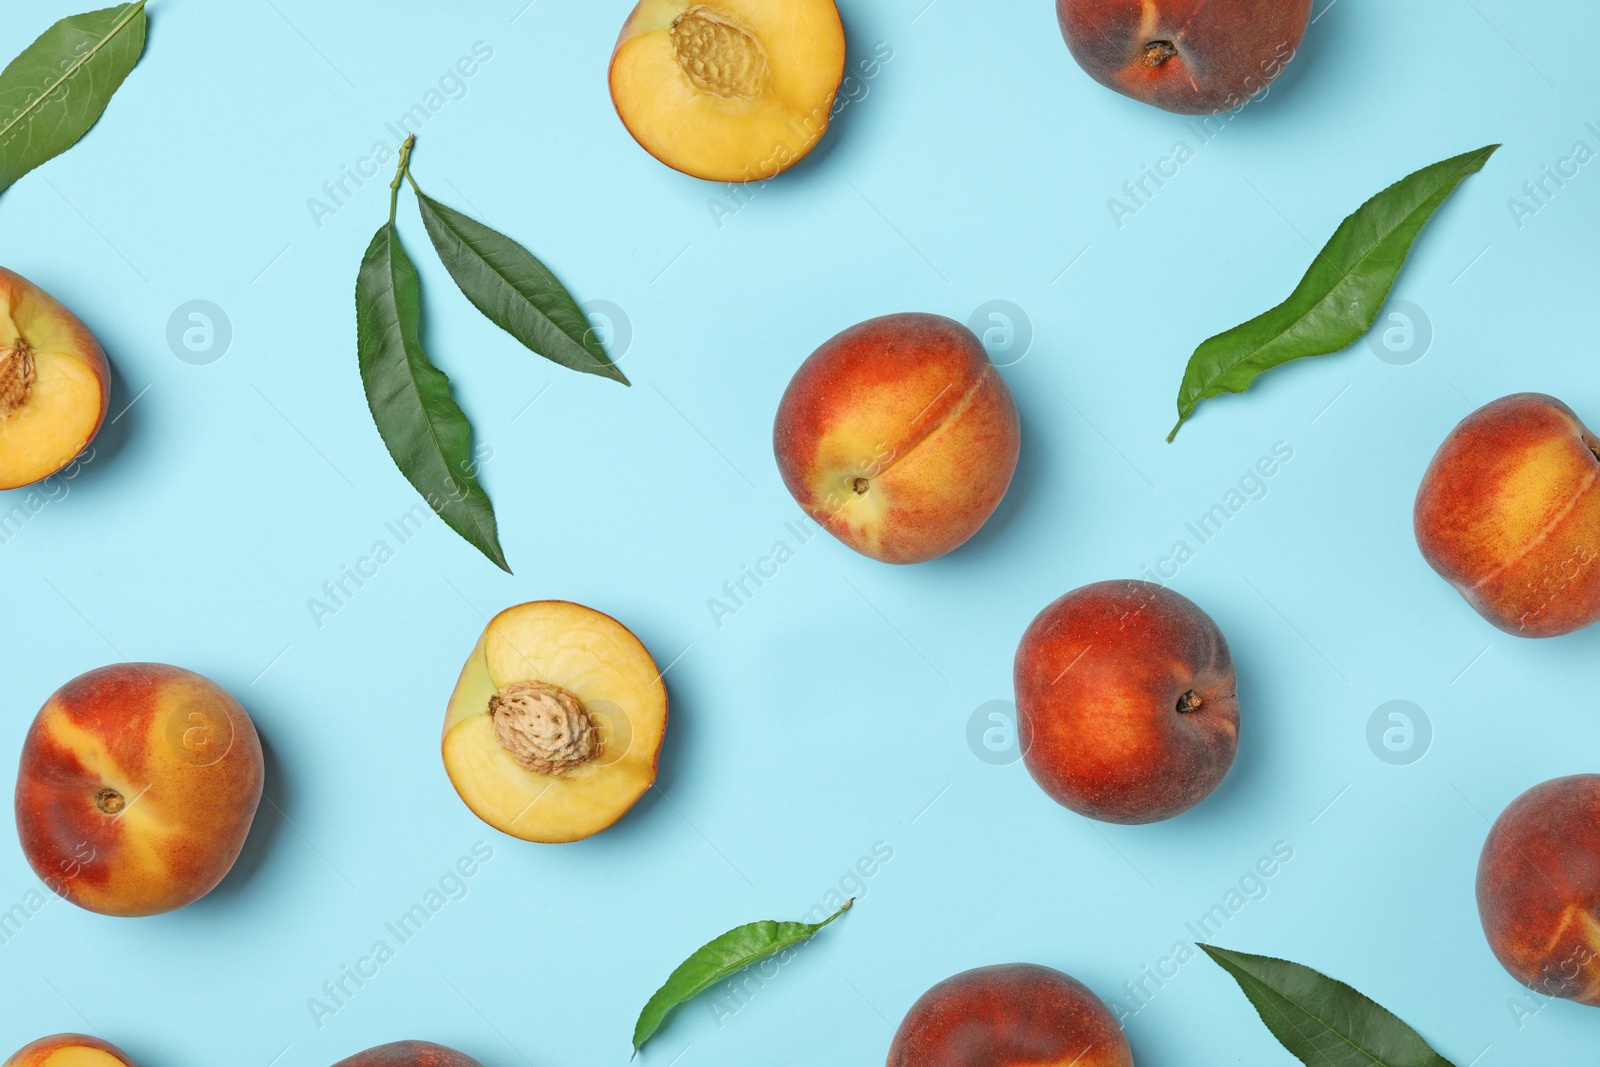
15, 663, 264, 917
1015, 580, 1239, 824
886, 963, 1133, 1067
330, 1042, 484, 1067
1056, 0, 1310, 115
773, 313, 1021, 564
0, 267, 110, 491
3, 1035, 137, 1067
1477, 774, 1600, 1006
1415, 393, 1600, 638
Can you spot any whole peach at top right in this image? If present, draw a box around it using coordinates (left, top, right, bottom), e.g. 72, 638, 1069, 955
1414, 393, 1600, 638
1055, 0, 1312, 115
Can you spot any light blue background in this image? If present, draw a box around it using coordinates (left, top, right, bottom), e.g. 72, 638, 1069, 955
3, 0, 1599, 1064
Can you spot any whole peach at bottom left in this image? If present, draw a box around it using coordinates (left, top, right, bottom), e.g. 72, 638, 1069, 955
14, 663, 264, 917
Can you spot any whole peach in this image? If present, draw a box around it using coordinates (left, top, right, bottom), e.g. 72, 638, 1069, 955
3, 1035, 137, 1067
14, 663, 264, 917
1415, 393, 1600, 638
773, 313, 1021, 564
1056, 0, 1311, 115
1015, 580, 1238, 824
1477, 774, 1600, 1005
330, 1042, 484, 1067
887, 963, 1133, 1067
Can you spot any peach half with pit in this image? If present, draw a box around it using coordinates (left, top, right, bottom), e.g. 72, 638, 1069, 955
3, 1035, 138, 1067
442, 600, 668, 843
609, 0, 847, 182
14, 663, 264, 917
0, 267, 110, 491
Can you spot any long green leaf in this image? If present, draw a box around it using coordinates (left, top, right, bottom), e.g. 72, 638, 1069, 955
1168, 144, 1498, 441
356, 220, 509, 572
632, 901, 851, 1055
1201, 945, 1456, 1067
0, 2, 148, 196
415, 190, 628, 385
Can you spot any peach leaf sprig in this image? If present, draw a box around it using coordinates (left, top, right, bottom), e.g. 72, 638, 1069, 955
355, 135, 627, 572
1168, 144, 1498, 442
632, 900, 853, 1056
1202, 944, 1456, 1066
0, 1, 148, 197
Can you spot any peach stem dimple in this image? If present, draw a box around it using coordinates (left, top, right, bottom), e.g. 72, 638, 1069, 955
95, 788, 125, 815
0, 337, 36, 418
1142, 40, 1179, 68
852, 477, 871, 494
1176, 690, 1203, 714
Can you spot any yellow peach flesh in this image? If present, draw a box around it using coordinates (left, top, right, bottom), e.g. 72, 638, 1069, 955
0, 272, 109, 491
442, 602, 667, 843
609, 0, 846, 182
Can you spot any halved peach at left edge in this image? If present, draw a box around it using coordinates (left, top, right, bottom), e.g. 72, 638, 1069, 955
443, 601, 668, 843
610, 0, 847, 181
4, 1034, 138, 1067
0, 268, 110, 491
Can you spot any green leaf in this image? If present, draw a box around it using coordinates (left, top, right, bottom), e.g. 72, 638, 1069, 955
415, 190, 629, 385
1201, 945, 1457, 1067
632, 900, 851, 1055
1168, 144, 1499, 441
356, 220, 510, 572
0, 2, 148, 197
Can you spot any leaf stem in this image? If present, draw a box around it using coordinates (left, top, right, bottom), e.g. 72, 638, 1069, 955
388, 134, 416, 226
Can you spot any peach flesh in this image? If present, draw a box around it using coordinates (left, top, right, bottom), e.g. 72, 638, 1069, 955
1015, 579, 1239, 824
1056, 0, 1311, 115
1477, 774, 1600, 1005
1415, 393, 1600, 638
609, 0, 847, 182
886, 963, 1133, 1067
0, 267, 110, 491
773, 312, 1021, 564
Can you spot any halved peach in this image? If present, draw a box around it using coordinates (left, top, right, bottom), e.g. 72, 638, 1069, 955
609, 0, 847, 182
4, 1034, 137, 1067
442, 601, 667, 843
0, 268, 110, 491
